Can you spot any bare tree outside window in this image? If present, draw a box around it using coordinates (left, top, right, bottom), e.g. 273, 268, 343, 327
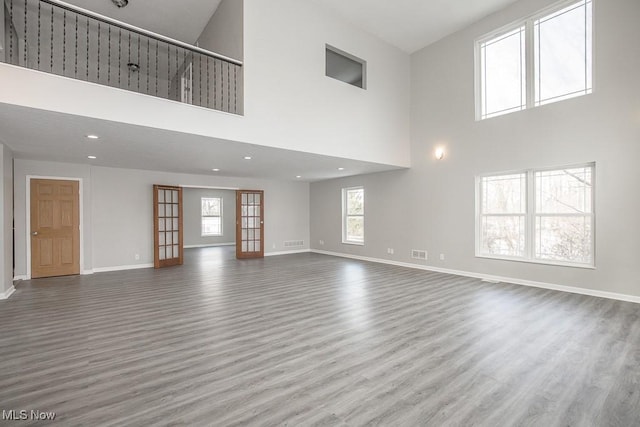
201, 197, 222, 236
477, 164, 594, 267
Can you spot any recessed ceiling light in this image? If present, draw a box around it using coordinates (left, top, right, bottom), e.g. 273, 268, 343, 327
212, 168, 220, 172
296, 175, 302, 179
337, 167, 345, 171
86, 134, 99, 140
243, 156, 252, 160
87, 155, 97, 159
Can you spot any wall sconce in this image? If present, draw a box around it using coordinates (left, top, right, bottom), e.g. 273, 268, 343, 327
435, 147, 445, 160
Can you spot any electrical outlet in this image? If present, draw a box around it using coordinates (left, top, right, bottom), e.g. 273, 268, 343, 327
439, 253, 445, 261
319, 240, 325, 245
272, 243, 276, 249
135, 253, 140, 260
387, 248, 394, 255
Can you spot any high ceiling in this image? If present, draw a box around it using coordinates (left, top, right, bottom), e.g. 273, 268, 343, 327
4, 0, 525, 181
62, 0, 222, 44
65, 0, 523, 53
312, 0, 522, 53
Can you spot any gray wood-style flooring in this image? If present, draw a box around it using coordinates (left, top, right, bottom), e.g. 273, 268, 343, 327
0, 247, 639, 426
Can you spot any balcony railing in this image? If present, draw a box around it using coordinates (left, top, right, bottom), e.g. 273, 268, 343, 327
2, 0, 243, 114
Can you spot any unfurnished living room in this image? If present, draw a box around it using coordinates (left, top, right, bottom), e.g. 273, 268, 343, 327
0, 0, 638, 425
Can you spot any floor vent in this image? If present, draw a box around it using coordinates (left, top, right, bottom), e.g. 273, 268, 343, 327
284, 240, 305, 248
411, 249, 427, 260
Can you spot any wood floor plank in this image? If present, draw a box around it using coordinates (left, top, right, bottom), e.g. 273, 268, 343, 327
0, 247, 638, 426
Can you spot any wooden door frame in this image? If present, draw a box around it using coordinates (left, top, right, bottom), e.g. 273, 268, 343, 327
153, 185, 184, 268
25, 176, 85, 280
235, 190, 265, 259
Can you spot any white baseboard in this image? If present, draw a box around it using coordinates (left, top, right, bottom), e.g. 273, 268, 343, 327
311, 249, 640, 304
0, 285, 16, 300
93, 263, 154, 273
265, 249, 311, 257
184, 243, 235, 249
13, 275, 27, 281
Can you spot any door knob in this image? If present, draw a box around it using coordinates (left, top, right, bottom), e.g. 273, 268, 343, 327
32, 231, 38, 236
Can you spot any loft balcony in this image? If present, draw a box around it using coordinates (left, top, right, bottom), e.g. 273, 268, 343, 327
0, 0, 411, 172
1, 0, 243, 114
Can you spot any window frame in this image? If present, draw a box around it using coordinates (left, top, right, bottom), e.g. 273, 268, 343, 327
325, 44, 367, 90
201, 197, 223, 237
475, 163, 595, 268
475, 0, 594, 121
342, 186, 365, 246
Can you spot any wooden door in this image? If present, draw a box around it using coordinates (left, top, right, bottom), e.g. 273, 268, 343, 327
153, 185, 184, 268
236, 190, 264, 259
30, 179, 80, 278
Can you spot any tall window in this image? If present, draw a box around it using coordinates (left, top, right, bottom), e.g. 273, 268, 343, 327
201, 197, 222, 236
477, 0, 592, 119
342, 187, 364, 245
477, 164, 594, 267
479, 26, 526, 119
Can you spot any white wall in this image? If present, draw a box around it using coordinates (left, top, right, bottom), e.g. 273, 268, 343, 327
14, 159, 309, 276
0, 144, 13, 297
197, 0, 243, 60
0, 0, 410, 167
183, 188, 236, 247
310, 0, 640, 298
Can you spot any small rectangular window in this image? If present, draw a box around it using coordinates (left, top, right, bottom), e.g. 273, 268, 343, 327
201, 197, 222, 236
326, 45, 366, 89
342, 187, 364, 244
476, 164, 595, 267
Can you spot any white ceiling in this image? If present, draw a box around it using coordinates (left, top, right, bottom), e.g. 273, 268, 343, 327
0, 104, 402, 182
62, 0, 222, 44
66, 0, 523, 54
3, 0, 525, 182
312, 0, 522, 53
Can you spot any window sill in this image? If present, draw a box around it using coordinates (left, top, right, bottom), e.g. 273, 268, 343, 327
475, 254, 595, 270
202, 234, 223, 237
342, 241, 364, 246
